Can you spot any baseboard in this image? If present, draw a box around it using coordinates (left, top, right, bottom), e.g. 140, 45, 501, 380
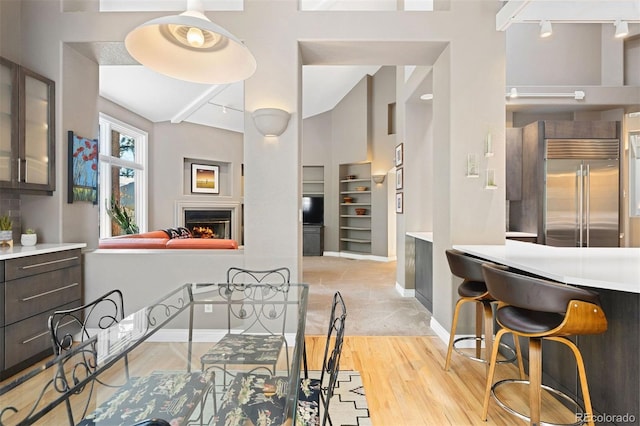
323, 251, 395, 262
394, 282, 415, 297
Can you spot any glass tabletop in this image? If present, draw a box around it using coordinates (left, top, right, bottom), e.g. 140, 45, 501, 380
0, 282, 309, 426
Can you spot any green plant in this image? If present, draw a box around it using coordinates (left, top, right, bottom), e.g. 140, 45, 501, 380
0, 215, 12, 231
106, 198, 139, 235
25, 228, 36, 234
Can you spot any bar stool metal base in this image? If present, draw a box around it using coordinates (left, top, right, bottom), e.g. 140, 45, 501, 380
453, 336, 518, 364
491, 379, 586, 426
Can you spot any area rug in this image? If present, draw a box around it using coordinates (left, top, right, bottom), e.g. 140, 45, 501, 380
310, 370, 372, 426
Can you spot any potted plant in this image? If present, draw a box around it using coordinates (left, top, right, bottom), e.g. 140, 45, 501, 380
21, 228, 37, 246
0, 214, 12, 246
106, 198, 139, 235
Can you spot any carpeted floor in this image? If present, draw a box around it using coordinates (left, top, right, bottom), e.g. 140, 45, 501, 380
303, 256, 434, 336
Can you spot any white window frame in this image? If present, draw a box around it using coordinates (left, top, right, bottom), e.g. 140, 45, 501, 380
98, 113, 148, 237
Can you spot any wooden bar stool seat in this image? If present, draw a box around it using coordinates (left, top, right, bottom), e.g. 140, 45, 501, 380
481, 263, 608, 426
444, 250, 521, 371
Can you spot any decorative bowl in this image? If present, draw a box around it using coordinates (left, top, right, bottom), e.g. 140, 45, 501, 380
343, 196, 354, 204
355, 208, 367, 215
355, 186, 367, 191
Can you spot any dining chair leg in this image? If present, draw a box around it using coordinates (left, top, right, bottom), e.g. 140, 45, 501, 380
528, 338, 543, 426
482, 327, 508, 421
444, 298, 466, 371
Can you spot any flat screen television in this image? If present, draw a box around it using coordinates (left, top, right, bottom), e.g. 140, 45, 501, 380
302, 196, 324, 225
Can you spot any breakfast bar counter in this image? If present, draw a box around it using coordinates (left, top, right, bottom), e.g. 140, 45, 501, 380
453, 240, 639, 425
453, 240, 640, 293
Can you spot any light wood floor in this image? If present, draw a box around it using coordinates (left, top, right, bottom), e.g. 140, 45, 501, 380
304, 335, 579, 426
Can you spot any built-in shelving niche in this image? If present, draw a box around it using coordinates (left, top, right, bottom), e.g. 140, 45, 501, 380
339, 162, 372, 255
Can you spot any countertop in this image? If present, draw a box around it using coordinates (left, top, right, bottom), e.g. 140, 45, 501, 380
453, 240, 640, 294
0, 243, 87, 261
406, 231, 537, 243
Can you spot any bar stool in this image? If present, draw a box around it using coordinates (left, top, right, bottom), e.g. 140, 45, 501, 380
481, 263, 608, 426
443, 249, 520, 371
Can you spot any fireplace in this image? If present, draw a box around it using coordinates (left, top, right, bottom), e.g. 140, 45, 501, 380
176, 201, 241, 243
184, 210, 232, 239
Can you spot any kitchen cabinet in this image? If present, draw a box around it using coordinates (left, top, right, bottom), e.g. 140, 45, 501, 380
415, 238, 433, 312
0, 248, 82, 379
339, 163, 372, 255
0, 56, 55, 194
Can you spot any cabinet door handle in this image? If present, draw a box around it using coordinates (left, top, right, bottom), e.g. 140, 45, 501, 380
21, 282, 79, 302
17, 157, 21, 181
20, 256, 79, 270
22, 330, 50, 345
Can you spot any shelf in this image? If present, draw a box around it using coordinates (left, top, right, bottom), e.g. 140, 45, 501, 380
340, 178, 369, 183
303, 192, 324, 196
340, 190, 371, 195
302, 180, 324, 184
341, 203, 370, 206
340, 215, 371, 218
340, 238, 371, 244
340, 226, 371, 231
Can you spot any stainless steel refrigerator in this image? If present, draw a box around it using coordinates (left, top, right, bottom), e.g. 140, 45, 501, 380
544, 138, 620, 247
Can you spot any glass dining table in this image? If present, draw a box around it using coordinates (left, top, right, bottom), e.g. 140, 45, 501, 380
0, 282, 309, 426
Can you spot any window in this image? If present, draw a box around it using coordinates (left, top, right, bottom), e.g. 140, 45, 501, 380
98, 113, 147, 237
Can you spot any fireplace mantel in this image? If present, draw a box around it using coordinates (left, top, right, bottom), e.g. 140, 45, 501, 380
174, 200, 241, 243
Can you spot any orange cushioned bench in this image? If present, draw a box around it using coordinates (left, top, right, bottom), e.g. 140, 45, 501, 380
98, 229, 238, 250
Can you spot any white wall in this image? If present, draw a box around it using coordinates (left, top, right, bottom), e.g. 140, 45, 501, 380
12, 0, 506, 332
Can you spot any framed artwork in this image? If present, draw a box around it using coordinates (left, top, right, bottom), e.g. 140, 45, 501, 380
396, 192, 403, 214
191, 164, 219, 194
395, 143, 404, 167
68, 130, 98, 204
396, 167, 403, 190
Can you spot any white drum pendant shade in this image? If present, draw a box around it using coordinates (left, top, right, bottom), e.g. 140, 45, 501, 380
125, 12, 256, 84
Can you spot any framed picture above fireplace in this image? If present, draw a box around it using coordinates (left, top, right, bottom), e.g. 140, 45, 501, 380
191, 164, 219, 194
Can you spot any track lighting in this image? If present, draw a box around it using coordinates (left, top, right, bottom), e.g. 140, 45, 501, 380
539, 20, 552, 38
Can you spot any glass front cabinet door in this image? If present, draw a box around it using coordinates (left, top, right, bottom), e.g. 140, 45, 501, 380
0, 56, 55, 194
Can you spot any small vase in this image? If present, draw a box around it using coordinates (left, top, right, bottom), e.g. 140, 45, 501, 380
21, 233, 37, 246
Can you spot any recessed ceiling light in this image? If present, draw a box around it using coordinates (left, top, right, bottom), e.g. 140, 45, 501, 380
420, 93, 434, 101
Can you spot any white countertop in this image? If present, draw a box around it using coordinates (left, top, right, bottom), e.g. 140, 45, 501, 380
0, 243, 87, 260
453, 240, 640, 294
407, 231, 537, 243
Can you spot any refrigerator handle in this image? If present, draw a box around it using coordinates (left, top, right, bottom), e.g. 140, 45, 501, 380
578, 164, 584, 247
586, 163, 590, 247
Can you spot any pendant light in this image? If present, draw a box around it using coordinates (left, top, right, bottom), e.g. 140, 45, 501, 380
125, 0, 256, 84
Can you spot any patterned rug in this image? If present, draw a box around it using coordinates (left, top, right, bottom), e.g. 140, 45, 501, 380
316, 370, 371, 426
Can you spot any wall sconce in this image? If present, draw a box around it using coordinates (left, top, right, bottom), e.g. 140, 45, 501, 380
252, 108, 291, 137
372, 174, 386, 184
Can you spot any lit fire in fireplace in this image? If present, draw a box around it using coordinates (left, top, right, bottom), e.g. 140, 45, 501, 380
191, 226, 218, 239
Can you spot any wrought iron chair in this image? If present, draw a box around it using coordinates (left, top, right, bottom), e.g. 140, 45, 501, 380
297, 291, 348, 426
200, 267, 291, 387
212, 291, 347, 426
49, 289, 215, 426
